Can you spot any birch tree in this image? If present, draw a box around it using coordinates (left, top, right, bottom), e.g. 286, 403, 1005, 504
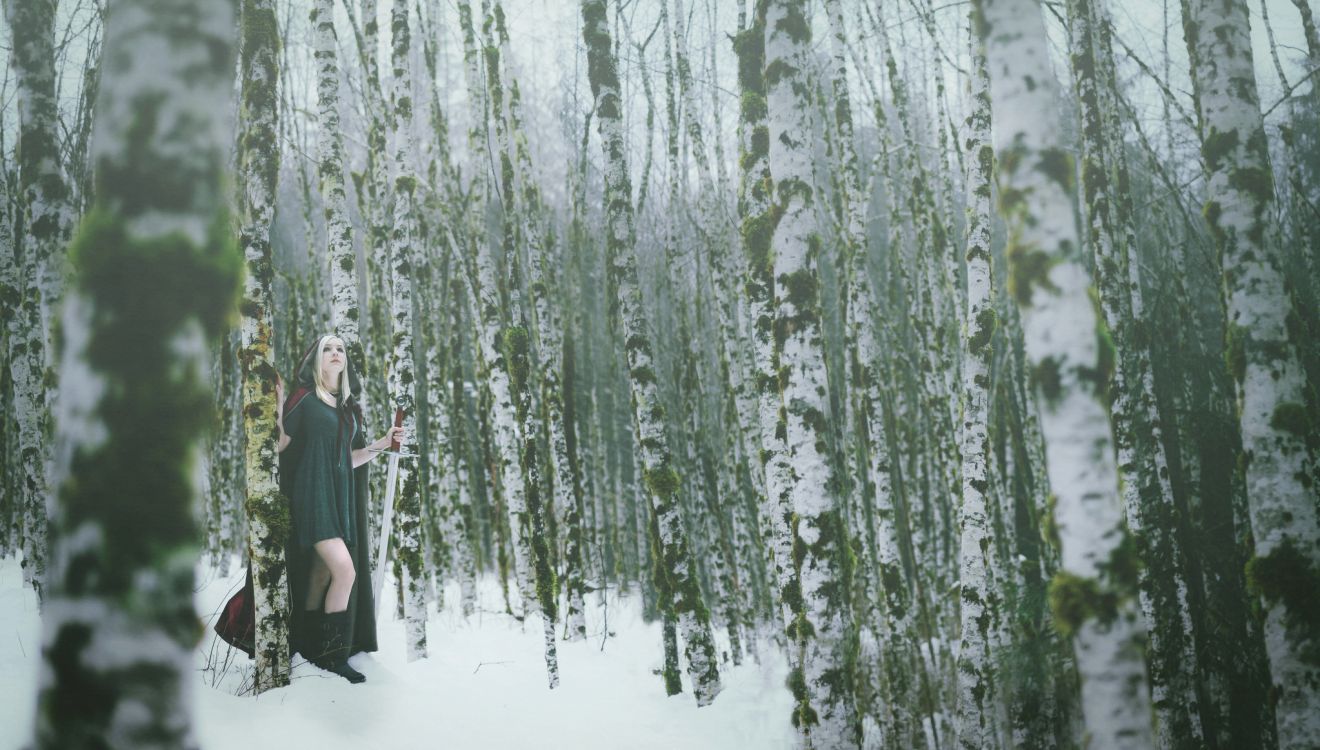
311, 0, 362, 371
236, 0, 290, 692
764, 0, 857, 744
1065, 4, 1205, 744
388, 0, 427, 661
976, 1, 1154, 747
735, 0, 797, 641
35, 0, 240, 743
455, 0, 537, 617
582, 0, 722, 706
485, 0, 560, 686
956, 24, 1003, 748
1183, 0, 1320, 744
5, 0, 72, 603
486, 0, 589, 645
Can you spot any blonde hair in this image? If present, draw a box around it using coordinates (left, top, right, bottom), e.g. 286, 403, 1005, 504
313, 334, 352, 406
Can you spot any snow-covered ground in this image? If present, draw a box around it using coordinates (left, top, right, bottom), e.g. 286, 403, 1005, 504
0, 556, 792, 749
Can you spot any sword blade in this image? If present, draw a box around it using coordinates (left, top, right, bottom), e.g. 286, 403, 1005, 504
371, 453, 401, 608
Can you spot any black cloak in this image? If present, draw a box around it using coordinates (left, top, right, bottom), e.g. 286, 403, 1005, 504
282, 336, 378, 658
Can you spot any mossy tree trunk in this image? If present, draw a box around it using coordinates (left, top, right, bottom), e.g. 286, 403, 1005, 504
458, 0, 536, 617
343, 0, 391, 536
764, 0, 858, 744
311, 0, 363, 379
236, 0, 291, 693
0, 171, 17, 561
36, 0, 240, 743
446, 271, 480, 614
976, 0, 1155, 747
209, 330, 245, 578
5, 0, 73, 604
582, 0, 723, 707
1067, 4, 1205, 744
1183, 0, 1320, 744
484, 0, 560, 686
736, 0, 797, 645
820, 3, 902, 743
672, 0, 760, 657
869, 14, 961, 727
388, 0, 427, 662
489, 0, 585, 648
955, 26, 1004, 749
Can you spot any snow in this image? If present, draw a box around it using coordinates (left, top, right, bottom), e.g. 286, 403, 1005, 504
0, 555, 793, 749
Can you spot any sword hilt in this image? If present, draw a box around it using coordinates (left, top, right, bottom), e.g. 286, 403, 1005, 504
391, 407, 406, 451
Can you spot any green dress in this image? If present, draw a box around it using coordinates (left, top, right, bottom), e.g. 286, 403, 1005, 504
281, 337, 377, 658
284, 394, 358, 549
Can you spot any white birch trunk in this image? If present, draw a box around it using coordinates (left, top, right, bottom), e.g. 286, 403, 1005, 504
37, 0, 238, 743
5, 0, 74, 604
236, 0, 290, 692
456, 0, 534, 617
583, 0, 723, 706
1184, 0, 1320, 743
765, 1, 857, 744
491, 1, 585, 646
977, 1, 1154, 747
312, 0, 363, 377
1079, 4, 1206, 743
955, 31, 1003, 749
735, 0, 796, 641
388, 0, 427, 662
443, 270, 480, 616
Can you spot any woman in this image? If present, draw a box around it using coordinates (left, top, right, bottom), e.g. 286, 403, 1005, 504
276, 334, 403, 683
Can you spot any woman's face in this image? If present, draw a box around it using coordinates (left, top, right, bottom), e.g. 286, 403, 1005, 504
320, 337, 346, 384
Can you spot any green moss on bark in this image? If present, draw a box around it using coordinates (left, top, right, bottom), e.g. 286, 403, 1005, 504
968, 307, 997, 356
644, 462, 680, 498
1202, 128, 1240, 173
1007, 241, 1057, 306
1269, 402, 1309, 438
1246, 540, 1320, 665
1049, 571, 1116, 638
1031, 357, 1063, 404
1224, 324, 1247, 383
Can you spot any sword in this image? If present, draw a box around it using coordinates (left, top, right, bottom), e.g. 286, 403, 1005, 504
371, 407, 407, 607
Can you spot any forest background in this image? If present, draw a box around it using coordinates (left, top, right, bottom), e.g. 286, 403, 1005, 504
1, 0, 1319, 748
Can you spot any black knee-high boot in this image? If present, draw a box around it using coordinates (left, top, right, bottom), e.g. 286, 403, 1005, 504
298, 610, 323, 660
312, 610, 365, 684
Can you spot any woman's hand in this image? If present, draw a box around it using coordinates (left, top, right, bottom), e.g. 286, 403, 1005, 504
374, 426, 406, 451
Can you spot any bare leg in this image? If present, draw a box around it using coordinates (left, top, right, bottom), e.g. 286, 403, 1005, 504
305, 552, 331, 611
313, 537, 356, 613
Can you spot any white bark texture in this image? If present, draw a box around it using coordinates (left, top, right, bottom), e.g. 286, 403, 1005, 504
490, 1, 587, 643
388, 0, 427, 663
312, 0, 363, 373
1185, 0, 1320, 744
765, 1, 857, 745
36, 0, 239, 744
445, 269, 480, 616
485, 2, 560, 687
5, 0, 73, 604
977, 1, 1154, 748
956, 33, 1002, 750
236, 0, 290, 692
583, 0, 723, 707
736, 0, 796, 639
1070, 2, 1204, 743
458, 0, 535, 617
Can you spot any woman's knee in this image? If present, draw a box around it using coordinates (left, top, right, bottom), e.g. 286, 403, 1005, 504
314, 539, 355, 580
335, 562, 356, 586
